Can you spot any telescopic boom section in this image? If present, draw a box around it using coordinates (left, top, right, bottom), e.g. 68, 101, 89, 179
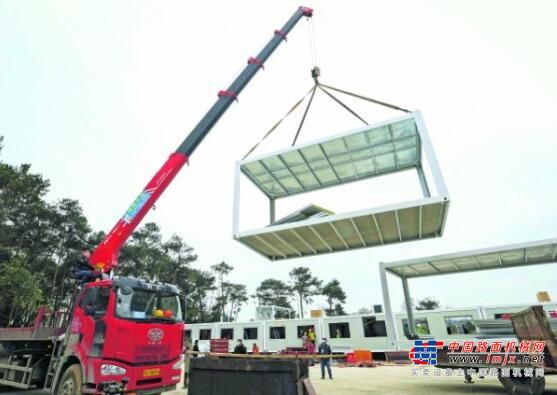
90, 6, 313, 272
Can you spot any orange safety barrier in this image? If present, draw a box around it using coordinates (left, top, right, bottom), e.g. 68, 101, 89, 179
353, 349, 373, 364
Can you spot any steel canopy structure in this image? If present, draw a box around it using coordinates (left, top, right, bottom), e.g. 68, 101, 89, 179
233, 111, 450, 260
379, 237, 557, 349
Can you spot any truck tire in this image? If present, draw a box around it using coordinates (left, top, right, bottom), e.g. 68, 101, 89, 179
498, 375, 545, 395
58, 364, 82, 395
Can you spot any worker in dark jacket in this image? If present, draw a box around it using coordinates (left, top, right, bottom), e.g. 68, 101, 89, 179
233, 339, 247, 354
317, 338, 333, 379
72, 249, 96, 285
192, 340, 200, 358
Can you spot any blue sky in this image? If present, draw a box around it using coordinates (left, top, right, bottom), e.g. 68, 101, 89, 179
1, 0, 557, 319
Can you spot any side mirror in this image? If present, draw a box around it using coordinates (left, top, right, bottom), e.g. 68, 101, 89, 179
181, 296, 187, 322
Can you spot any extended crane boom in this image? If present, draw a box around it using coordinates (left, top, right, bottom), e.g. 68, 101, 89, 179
91, 6, 313, 272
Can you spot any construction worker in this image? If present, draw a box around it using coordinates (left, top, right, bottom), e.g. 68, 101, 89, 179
304, 338, 315, 354
72, 249, 97, 285
318, 338, 333, 380
192, 340, 200, 358
308, 327, 316, 344
233, 339, 247, 354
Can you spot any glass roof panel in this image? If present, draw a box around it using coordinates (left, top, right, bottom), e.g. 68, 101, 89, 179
386, 239, 557, 278
397, 148, 419, 166
375, 152, 396, 171
367, 126, 391, 145
314, 168, 337, 184
354, 158, 375, 174
280, 151, 304, 167
321, 139, 347, 156
334, 163, 357, 180
328, 153, 351, 165
344, 133, 367, 150
390, 118, 417, 139
261, 156, 284, 172
241, 114, 422, 198
394, 136, 417, 150
297, 172, 320, 187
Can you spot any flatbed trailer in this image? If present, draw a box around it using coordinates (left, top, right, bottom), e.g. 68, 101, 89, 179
0, 306, 67, 390
435, 305, 557, 395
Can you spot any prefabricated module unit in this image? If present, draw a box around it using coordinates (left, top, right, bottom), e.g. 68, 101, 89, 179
0, 6, 313, 395
233, 111, 450, 260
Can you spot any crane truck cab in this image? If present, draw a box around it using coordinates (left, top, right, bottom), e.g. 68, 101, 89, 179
0, 277, 185, 394
58, 277, 185, 394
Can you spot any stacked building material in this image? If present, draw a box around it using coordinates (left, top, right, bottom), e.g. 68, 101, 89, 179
473, 319, 514, 336
210, 339, 229, 353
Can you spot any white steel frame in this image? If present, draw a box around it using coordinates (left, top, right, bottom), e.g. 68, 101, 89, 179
379, 237, 557, 350
233, 111, 450, 260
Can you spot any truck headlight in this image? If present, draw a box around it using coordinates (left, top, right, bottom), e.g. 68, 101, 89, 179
172, 354, 184, 370
100, 364, 127, 376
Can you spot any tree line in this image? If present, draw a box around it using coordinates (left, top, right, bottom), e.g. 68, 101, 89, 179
254, 268, 347, 318
0, 136, 236, 326
0, 136, 349, 327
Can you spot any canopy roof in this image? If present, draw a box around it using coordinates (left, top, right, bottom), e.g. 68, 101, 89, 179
241, 114, 421, 199
233, 111, 450, 261
384, 238, 557, 279
236, 198, 448, 261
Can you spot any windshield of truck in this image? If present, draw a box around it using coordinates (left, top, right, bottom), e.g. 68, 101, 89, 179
115, 287, 183, 323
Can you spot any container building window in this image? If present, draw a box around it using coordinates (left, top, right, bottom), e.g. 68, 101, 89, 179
329, 322, 351, 338
362, 317, 387, 337
244, 327, 258, 340
199, 329, 211, 340
270, 326, 286, 339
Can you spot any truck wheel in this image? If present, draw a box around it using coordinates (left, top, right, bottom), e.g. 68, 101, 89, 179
58, 364, 82, 395
498, 375, 545, 395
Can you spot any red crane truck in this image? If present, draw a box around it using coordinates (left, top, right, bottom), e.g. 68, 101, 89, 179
0, 6, 313, 394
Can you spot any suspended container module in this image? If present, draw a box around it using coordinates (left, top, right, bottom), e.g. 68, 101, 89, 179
232, 111, 450, 260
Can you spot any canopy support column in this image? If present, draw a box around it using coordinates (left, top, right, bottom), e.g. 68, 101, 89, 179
402, 276, 416, 337
379, 263, 399, 350
414, 111, 449, 198
232, 161, 241, 235
417, 165, 431, 198
270, 198, 276, 225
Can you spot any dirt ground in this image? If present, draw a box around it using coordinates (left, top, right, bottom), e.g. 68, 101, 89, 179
164, 364, 557, 395
2, 364, 556, 394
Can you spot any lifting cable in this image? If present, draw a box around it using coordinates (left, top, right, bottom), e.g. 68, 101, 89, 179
291, 83, 317, 146
242, 74, 411, 160
241, 86, 315, 160
319, 83, 411, 114
242, 16, 410, 160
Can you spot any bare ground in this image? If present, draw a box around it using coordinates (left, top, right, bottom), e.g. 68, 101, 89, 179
2, 364, 556, 394
165, 364, 557, 395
